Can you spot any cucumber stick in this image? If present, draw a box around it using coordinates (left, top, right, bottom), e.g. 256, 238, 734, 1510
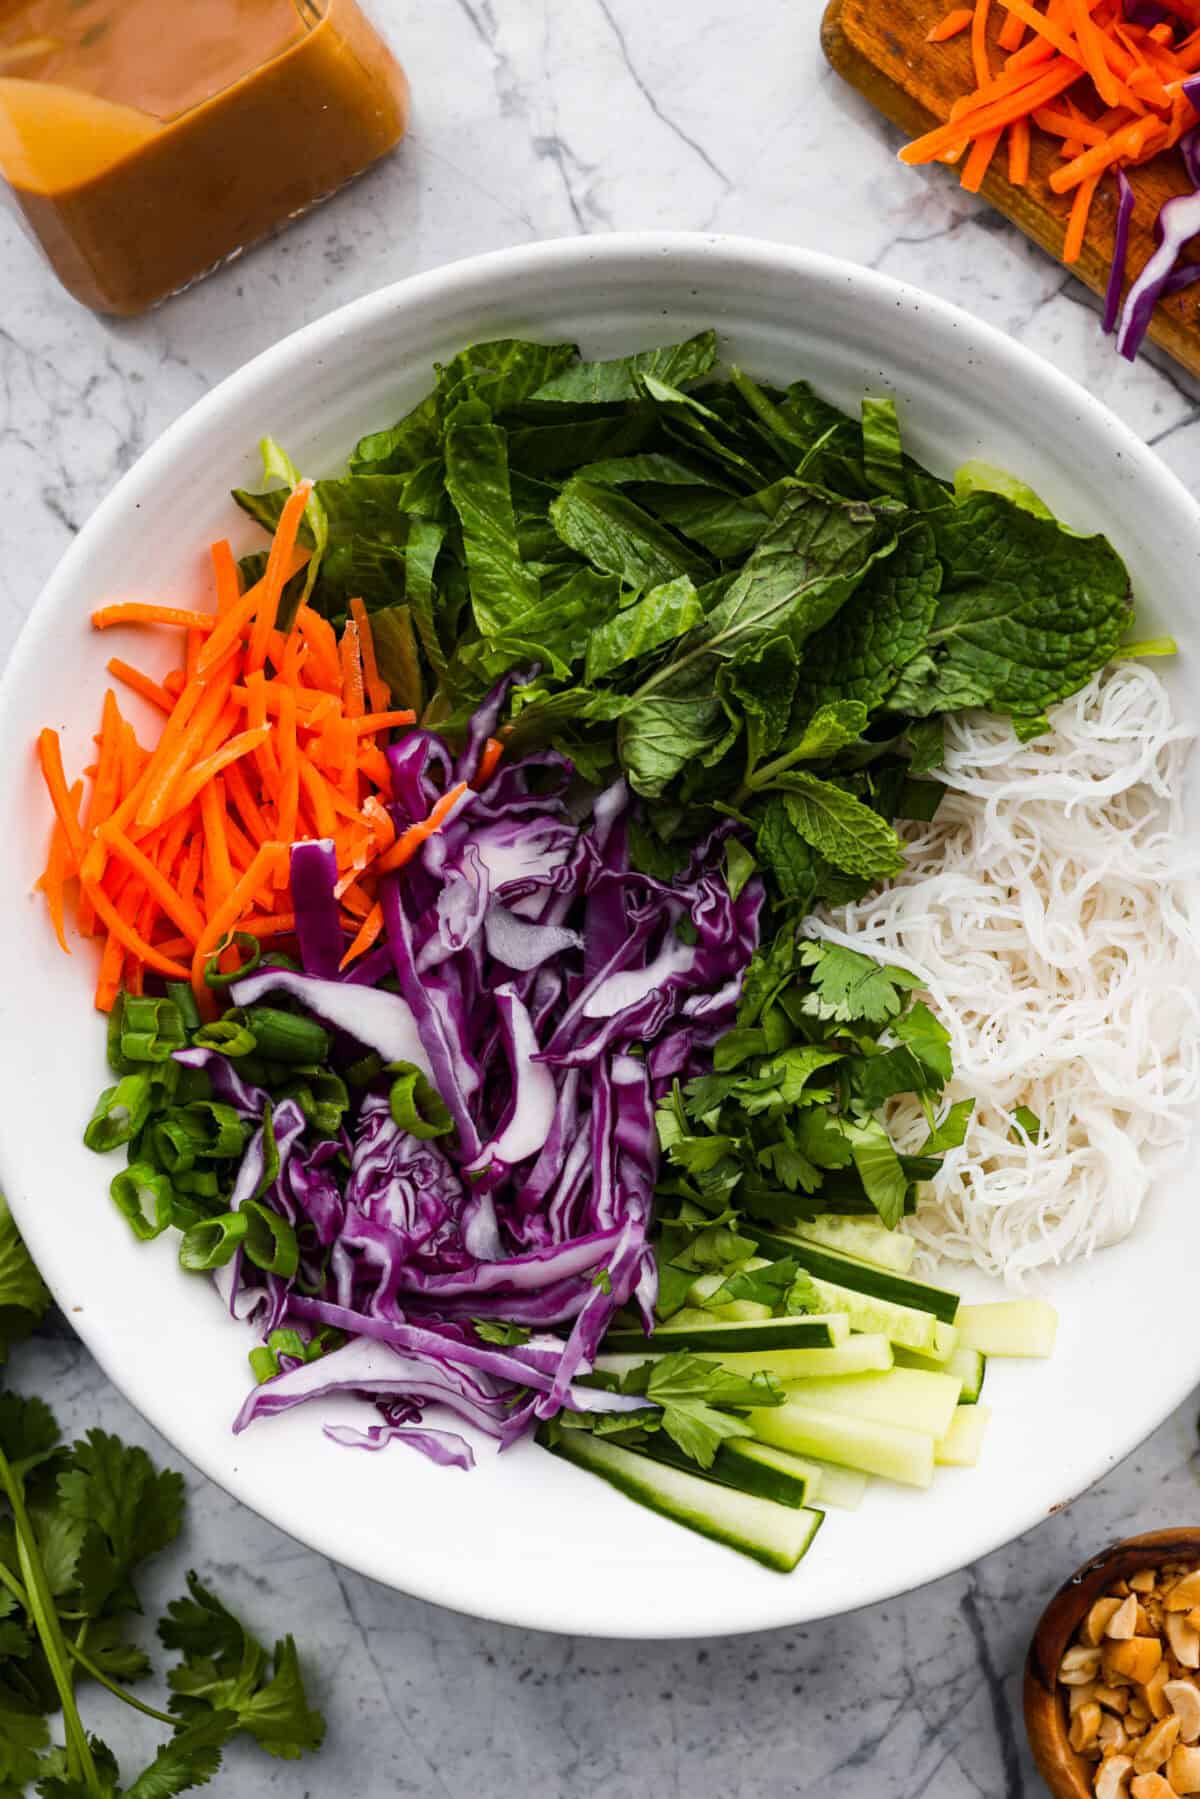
639, 1435, 816, 1509
791, 1217, 916, 1274
896, 1344, 986, 1403
748, 1400, 934, 1488
792, 1458, 870, 1510
545, 1430, 824, 1571
594, 1334, 894, 1384
602, 1313, 850, 1354
890, 1320, 960, 1365
936, 1404, 992, 1467
955, 1301, 1057, 1358
809, 1277, 939, 1353
782, 1369, 962, 1439
745, 1226, 960, 1323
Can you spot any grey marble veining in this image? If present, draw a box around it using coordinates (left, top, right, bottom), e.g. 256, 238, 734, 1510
3, 3, 1200, 1793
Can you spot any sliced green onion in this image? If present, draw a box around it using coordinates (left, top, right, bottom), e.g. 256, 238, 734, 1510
145, 1116, 196, 1176
179, 1211, 248, 1272
106, 991, 127, 1074
305, 1325, 346, 1361
240, 1006, 330, 1065
172, 1063, 211, 1106
388, 1062, 453, 1139
254, 1101, 281, 1202
249, 1346, 279, 1383
165, 980, 203, 1034
241, 1200, 299, 1278
179, 1101, 248, 1159
267, 1327, 308, 1361
84, 1074, 155, 1153
280, 1070, 348, 1136
119, 996, 185, 1064
172, 1168, 220, 1198
203, 931, 262, 989
109, 1164, 174, 1242
346, 1052, 384, 1088
259, 951, 301, 972
192, 1016, 258, 1057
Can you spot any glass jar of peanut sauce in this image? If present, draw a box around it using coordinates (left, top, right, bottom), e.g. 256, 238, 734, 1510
0, 0, 410, 314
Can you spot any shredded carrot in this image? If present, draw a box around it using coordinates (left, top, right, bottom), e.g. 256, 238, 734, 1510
475, 737, 505, 788
37, 729, 87, 865
37, 776, 83, 953
81, 875, 192, 980
998, 7, 1027, 49
296, 753, 339, 839
339, 619, 366, 720
91, 603, 218, 633
275, 685, 300, 852
353, 710, 416, 735
961, 126, 1003, 187
1008, 113, 1032, 180
165, 725, 273, 823
349, 598, 390, 715
211, 540, 241, 614
1063, 170, 1101, 259
972, 0, 995, 86
190, 842, 286, 1015
340, 902, 384, 969
95, 929, 124, 1013
929, 5, 974, 37
901, 60, 1083, 163
1049, 112, 1164, 190
374, 782, 471, 875
199, 778, 234, 908
247, 482, 312, 675
106, 658, 175, 714
98, 823, 207, 944
296, 606, 342, 690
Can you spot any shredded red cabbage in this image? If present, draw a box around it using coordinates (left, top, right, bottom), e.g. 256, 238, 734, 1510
188, 679, 764, 1466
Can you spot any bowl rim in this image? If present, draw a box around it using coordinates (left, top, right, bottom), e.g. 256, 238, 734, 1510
4, 230, 1200, 1638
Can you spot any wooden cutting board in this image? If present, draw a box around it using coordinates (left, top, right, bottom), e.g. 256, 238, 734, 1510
821, 0, 1200, 375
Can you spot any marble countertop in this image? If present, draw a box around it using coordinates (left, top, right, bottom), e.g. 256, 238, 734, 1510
3, 3, 1200, 1793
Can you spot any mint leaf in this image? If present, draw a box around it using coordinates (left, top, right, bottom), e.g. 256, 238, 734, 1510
550, 480, 709, 590
444, 408, 542, 636
616, 683, 737, 798
791, 521, 943, 717
861, 396, 906, 500
775, 776, 905, 882
889, 493, 1131, 721
722, 839, 757, 903
533, 331, 717, 404
585, 576, 703, 681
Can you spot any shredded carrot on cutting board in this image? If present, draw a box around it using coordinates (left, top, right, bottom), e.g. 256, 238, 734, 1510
29, 484, 483, 1009
914, 0, 1200, 278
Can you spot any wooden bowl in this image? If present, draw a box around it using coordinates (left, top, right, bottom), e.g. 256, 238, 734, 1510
1024, 1528, 1200, 1798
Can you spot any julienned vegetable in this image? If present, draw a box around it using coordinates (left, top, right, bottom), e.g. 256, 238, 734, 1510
914, 0, 1200, 361
36, 329, 1110, 1574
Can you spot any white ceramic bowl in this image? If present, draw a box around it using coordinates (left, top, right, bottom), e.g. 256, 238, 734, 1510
1, 234, 1196, 1639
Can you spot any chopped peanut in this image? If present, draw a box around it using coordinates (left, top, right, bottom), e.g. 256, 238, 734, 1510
1057, 1562, 1200, 1799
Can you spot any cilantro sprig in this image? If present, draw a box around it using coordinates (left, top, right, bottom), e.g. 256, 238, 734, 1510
0, 1209, 325, 1797
647, 934, 974, 1314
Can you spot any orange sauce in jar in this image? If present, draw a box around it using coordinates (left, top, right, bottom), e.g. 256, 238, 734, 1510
0, 0, 409, 314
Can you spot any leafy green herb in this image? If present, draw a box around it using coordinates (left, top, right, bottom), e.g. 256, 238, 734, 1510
471, 1320, 532, 1346
614, 1351, 784, 1468
0, 1195, 50, 1364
